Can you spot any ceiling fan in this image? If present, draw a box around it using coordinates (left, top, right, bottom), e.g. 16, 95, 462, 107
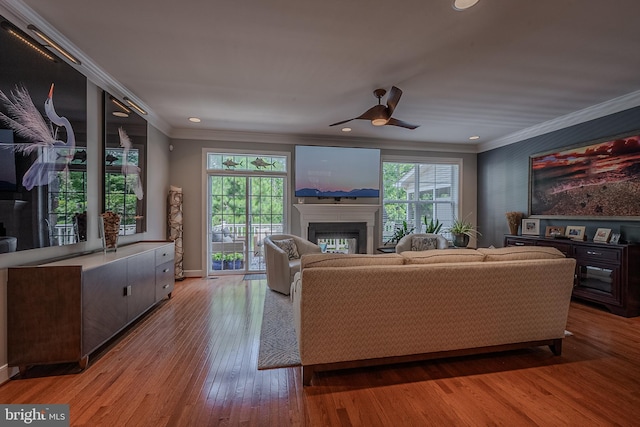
330, 86, 420, 130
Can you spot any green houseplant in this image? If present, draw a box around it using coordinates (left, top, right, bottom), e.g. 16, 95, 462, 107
385, 220, 414, 245
423, 217, 443, 234
212, 252, 224, 270
448, 215, 481, 247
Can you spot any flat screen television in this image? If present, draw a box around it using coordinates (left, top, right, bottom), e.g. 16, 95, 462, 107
295, 145, 380, 198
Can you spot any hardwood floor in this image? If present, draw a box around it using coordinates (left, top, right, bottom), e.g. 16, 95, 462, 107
1, 276, 639, 426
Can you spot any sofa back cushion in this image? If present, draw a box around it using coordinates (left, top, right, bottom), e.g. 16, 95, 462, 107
301, 253, 404, 269
401, 248, 485, 264
478, 246, 565, 261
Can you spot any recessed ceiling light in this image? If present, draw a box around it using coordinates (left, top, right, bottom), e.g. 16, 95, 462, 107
112, 111, 129, 118
452, 0, 479, 11
188, 117, 201, 123
341, 127, 352, 132
469, 135, 480, 140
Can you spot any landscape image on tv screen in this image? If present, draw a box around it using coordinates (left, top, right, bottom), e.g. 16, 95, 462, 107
295, 145, 380, 198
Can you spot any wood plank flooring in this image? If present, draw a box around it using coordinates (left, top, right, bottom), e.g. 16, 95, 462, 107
1, 276, 639, 426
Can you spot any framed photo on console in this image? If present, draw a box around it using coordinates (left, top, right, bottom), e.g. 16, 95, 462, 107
566, 225, 586, 241
593, 228, 612, 243
545, 226, 565, 238
610, 233, 621, 244
521, 218, 540, 235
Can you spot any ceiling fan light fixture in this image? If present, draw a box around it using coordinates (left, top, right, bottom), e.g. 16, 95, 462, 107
452, 0, 479, 11
371, 118, 388, 126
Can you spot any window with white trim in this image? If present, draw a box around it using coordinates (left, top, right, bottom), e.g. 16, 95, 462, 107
382, 160, 460, 244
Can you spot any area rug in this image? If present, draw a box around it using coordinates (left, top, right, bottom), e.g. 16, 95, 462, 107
257, 290, 301, 370
244, 273, 267, 280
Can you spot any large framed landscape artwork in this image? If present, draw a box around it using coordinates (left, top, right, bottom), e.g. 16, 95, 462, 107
529, 132, 640, 219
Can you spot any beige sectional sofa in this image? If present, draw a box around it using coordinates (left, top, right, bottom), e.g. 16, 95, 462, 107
291, 247, 576, 385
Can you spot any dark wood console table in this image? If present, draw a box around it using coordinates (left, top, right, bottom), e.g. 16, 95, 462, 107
7, 241, 175, 374
504, 235, 640, 317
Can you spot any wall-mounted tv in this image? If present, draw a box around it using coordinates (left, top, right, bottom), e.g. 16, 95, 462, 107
295, 145, 380, 198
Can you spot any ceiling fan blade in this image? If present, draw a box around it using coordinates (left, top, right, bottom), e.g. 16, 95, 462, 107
386, 86, 403, 117
358, 104, 388, 121
329, 118, 356, 127
386, 117, 420, 130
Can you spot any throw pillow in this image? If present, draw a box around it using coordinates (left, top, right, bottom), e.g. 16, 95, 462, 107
272, 238, 300, 260
411, 236, 438, 251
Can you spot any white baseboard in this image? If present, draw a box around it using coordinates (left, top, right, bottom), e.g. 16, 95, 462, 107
184, 270, 203, 278
0, 364, 13, 385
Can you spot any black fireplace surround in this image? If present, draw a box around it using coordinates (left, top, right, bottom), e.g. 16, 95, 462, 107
308, 222, 367, 254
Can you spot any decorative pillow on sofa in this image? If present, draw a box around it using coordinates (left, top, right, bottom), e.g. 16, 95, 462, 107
477, 246, 565, 261
272, 238, 300, 260
410, 236, 438, 251
301, 253, 404, 269
401, 248, 486, 264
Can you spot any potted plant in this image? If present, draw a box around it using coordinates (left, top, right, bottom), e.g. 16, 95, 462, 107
447, 216, 481, 247
233, 252, 244, 269
385, 220, 414, 245
212, 252, 224, 270
224, 253, 236, 270
423, 217, 443, 234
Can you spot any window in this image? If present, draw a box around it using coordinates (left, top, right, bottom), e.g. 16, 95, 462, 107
382, 159, 460, 243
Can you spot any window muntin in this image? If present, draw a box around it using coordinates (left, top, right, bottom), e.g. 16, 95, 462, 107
382, 160, 460, 243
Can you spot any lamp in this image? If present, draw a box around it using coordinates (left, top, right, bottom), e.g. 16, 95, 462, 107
371, 118, 388, 126
123, 97, 148, 116
452, 0, 479, 11
27, 25, 81, 65
1, 21, 56, 62
110, 96, 131, 117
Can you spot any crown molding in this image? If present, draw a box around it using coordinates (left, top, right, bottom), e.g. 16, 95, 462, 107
0, 0, 172, 136
478, 89, 640, 153
170, 127, 479, 154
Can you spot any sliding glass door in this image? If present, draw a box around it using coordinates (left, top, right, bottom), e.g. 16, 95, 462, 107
206, 153, 287, 275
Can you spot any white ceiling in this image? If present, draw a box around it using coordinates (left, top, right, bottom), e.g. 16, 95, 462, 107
4, 0, 640, 150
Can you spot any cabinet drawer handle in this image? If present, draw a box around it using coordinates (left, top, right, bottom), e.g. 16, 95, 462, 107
586, 251, 603, 256
514, 242, 525, 246
163, 284, 169, 289
163, 268, 169, 273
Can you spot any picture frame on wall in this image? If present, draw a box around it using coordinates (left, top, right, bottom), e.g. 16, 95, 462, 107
545, 226, 566, 238
521, 218, 540, 235
566, 225, 586, 241
529, 131, 640, 220
593, 228, 612, 243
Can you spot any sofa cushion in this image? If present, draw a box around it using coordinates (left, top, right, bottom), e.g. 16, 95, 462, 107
477, 246, 565, 261
301, 253, 404, 269
272, 238, 300, 260
411, 236, 439, 251
401, 248, 485, 264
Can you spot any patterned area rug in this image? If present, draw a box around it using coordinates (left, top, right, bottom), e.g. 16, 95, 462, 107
257, 290, 301, 370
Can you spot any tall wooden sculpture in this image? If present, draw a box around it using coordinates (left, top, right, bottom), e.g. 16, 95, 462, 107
168, 185, 184, 280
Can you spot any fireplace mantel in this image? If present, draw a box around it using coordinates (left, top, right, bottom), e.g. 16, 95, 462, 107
294, 204, 379, 254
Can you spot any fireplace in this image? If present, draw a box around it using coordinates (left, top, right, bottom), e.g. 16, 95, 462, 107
294, 204, 380, 254
308, 222, 367, 254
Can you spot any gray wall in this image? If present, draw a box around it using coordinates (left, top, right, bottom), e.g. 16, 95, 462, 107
478, 106, 640, 247
169, 137, 477, 276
